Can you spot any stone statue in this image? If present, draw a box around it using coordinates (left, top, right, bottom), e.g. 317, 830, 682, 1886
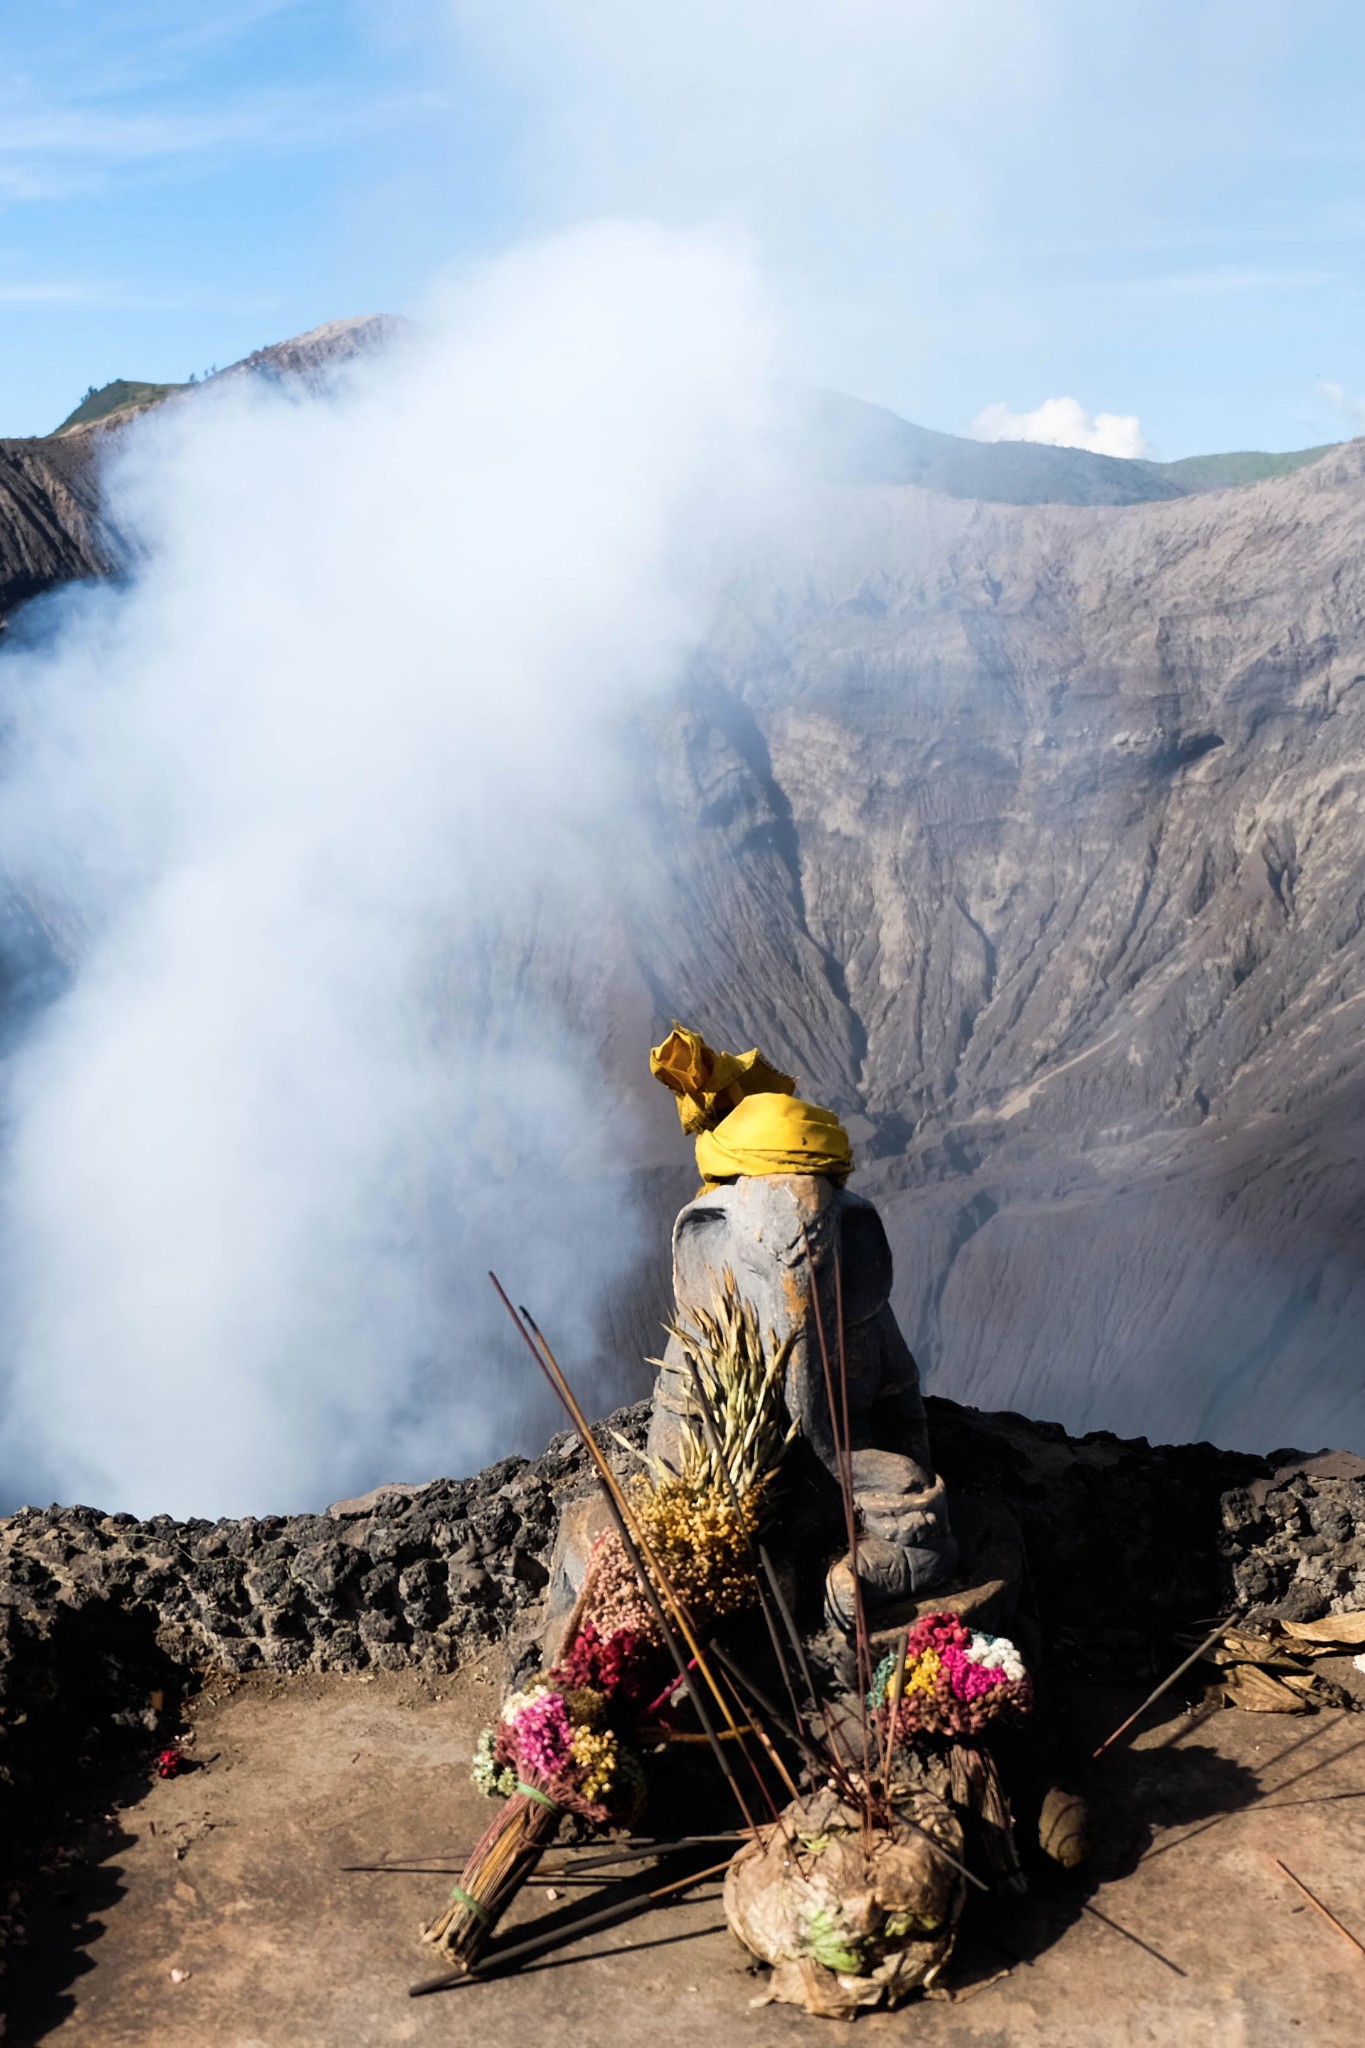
647, 1029, 958, 1621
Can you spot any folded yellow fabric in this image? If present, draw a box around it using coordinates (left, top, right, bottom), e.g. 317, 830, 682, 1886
650, 1022, 852, 1181
693, 1091, 853, 1184
649, 1023, 795, 1136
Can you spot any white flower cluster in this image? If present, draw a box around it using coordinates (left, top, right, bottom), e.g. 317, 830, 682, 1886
969, 1631, 1026, 1683
500, 1684, 547, 1724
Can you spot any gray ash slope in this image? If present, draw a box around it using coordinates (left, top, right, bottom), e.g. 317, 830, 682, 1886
616, 447, 1365, 1456
0, 321, 1361, 1456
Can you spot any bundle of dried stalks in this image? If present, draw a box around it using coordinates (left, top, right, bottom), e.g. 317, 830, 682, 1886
420, 1791, 561, 1970
649, 1269, 796, 1500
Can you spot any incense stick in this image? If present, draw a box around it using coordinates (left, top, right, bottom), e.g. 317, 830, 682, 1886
488, 1275, 759, 1832
1273, 1859, 1365, 1961
1091, 1614, 1242, 1760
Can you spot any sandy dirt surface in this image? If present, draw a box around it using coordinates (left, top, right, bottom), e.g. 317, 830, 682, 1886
5, 1660, 1364, 2047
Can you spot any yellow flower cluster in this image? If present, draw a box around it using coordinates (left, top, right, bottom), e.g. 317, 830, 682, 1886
904, 1650, 941, 1697
582, 1476, 760, 1645
631, 1475, 757, 1621
569, 1725, 622, 1804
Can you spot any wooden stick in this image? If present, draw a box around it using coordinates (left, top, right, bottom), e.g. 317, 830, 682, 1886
1273, 1859, 1365, 1961
1091, 1614, 1242, 1760
488, 1276, 758, 1832
758, 1541, 820, 1717
408, 1855, 734, 1996
674, 1321, 808, 1740
804, 1231, 874, 1831
516, 1298, 788, 1836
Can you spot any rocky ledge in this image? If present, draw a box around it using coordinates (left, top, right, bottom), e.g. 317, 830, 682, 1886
3, 1397, 1363, 1873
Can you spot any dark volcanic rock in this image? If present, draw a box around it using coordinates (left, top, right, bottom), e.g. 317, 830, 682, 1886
0, 432, 117, 618
1222, 1450, 1365, 1622
0, 1405, 647, 1866
5, 1392, 1363, 1908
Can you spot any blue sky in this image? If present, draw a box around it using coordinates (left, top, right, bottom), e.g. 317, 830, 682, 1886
3, 0, 1365, 453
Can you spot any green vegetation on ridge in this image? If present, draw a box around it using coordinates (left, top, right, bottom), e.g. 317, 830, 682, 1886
52, 378, 187, 436
1144, 446, 1338, 490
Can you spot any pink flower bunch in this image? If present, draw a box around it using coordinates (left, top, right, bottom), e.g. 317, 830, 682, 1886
480, 1653, 648, 1827
548, 1620, 654, 1704
505, 1690, 574, 1779
871, 1613, 1033, 1740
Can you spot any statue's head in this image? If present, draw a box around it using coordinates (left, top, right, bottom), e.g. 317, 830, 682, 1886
671, 1174, 892, 1341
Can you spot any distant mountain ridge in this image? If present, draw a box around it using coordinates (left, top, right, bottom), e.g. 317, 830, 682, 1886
0, 316, 408, 619
53, 378, 188, 437
808, 389, 1338, 505
48, 314, 413, 440
26, 313, 1341, 507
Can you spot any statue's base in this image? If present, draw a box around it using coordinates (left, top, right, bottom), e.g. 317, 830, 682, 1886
866, 1494, 1024, 1649
537, 1493, 615, 1664
810, 1493, 1026, 1699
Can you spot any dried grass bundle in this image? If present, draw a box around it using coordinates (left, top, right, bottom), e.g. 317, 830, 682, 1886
650, 1269, 796, 1502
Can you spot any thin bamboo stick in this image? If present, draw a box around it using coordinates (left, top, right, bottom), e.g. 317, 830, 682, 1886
1091, 1614, 1241, 1760
831, 1248, 879, 1793
711, 1644, 986, 1893
803, 1230, 875, 1837
488, 1275, 759, 1832
1273, 1859, 1365, 1961
564, 1833, 744, 1874
516, 1300, 795, 1829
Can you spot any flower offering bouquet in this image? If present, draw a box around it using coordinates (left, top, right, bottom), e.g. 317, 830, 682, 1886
420, 1273, 794, 1975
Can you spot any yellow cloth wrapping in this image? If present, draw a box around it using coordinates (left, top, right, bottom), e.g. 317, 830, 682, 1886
649, 1022, 852, 1183
693, 1092, 853, 1184
649, 1024, 795, 1136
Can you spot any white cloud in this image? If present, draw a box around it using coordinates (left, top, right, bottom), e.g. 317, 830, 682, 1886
0, 87, 445, 165
970, 395, 1149, 459
1320, 380, 1365, 432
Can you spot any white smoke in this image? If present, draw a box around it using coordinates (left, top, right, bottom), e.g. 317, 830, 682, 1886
1320, 379, 1365, 432
970, 396, 1149, 459
0, 221, 782, 1517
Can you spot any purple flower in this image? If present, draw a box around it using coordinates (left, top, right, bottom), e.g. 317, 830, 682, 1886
511, 1690, 574, 1779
